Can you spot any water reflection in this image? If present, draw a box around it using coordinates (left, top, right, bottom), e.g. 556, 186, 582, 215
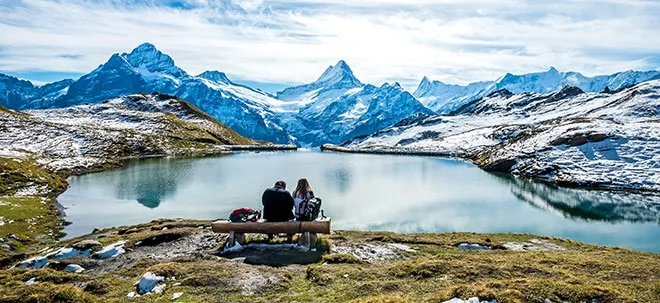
114, 157, 195, 208
493, 174, 660, 224
324, 167, 352, 194
58, 152, 660, 251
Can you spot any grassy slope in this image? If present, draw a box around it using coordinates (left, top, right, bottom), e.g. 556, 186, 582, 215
154, 93, 260, 146
0, 158, 68, 262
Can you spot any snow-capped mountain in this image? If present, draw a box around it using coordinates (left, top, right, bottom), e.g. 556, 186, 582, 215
0, 74, 73, 110
343, 80, 660, 191
5, 42, 660, 146
277, 61, 434, 145
5, 44, 431, 145
415, 67, 660, 114
15, 43, 292, 144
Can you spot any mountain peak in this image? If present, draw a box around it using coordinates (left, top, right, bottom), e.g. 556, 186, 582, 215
335, 60, 350, 69
134, 42, 157, 52
547, 66, 559, 73
421, 76, 431, 85
122, 42, 184, 77
198, 71, 231, 83
315, 60, 362, 87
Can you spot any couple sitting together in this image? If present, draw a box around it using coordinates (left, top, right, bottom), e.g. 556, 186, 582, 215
262, 178, 316, 222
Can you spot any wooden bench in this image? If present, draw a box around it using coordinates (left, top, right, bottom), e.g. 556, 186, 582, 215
211, 218, 331, 248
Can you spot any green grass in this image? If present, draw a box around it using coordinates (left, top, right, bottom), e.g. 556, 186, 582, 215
0, 158, 68, 261
0, 157, 67, 196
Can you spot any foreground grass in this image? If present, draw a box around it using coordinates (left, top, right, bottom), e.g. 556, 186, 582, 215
0, 158, 68, 266
0, 224, 657, 303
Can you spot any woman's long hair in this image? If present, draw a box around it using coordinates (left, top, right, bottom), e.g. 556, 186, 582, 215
292, 178, 312, 199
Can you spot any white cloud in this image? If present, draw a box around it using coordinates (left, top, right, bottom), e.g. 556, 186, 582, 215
0, 0, 658, 90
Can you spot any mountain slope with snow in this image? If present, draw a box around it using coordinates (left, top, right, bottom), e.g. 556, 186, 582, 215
6, 44, 433, 145
415, 68, 660, 114
344, 80, 660, 191
277, 61, 435, 145
16, 43, 292, 144
0, 74, 73, 110
0, 93, 258, 172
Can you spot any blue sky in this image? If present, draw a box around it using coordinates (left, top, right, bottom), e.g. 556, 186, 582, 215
1, 0, 659, 92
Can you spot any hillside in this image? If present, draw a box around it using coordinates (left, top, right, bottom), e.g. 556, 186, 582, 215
0, 93, 258, 174
341, 80, 660, 191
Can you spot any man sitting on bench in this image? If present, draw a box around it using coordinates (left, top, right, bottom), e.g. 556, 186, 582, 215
262, 180, 295, 241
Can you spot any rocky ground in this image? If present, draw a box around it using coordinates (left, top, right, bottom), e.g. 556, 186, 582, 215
0, 219, 658, 303
339, 80, 660, 192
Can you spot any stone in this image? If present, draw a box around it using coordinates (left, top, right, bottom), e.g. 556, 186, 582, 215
72, 240, 103, 252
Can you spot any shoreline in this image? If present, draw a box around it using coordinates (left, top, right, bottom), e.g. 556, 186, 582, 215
320, 143, 660, 195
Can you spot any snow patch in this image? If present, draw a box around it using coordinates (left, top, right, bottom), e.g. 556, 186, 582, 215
93, 240, 127, 259
135, 272, 165, 295
64, 264, 85, 273
457, 243, 491, 250
18, 256, 49, 269
503, 239, 566, 251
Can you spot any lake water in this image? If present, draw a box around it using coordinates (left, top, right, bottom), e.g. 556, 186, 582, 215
58, 151, 660, 252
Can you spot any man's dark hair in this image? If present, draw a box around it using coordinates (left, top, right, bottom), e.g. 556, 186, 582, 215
274, 180, 286, 189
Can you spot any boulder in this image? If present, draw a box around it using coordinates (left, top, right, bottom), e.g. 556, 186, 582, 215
72, 240, 103, 252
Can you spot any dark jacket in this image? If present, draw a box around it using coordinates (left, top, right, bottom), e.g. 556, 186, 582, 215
262, 187, 295, 222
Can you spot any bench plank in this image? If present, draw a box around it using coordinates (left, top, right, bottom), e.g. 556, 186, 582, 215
212, 218, 331, 234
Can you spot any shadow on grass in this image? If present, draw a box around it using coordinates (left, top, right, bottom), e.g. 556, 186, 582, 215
216, 236, 329, 267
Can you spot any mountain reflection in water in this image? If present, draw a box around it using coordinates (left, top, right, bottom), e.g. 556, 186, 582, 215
114, 157, 196, 208
493, 174, 660, 224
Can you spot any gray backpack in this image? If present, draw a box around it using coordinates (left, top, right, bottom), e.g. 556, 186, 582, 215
298, 197, 322, 221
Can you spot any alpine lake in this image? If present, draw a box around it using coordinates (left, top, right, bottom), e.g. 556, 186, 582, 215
58, 150, 660, 252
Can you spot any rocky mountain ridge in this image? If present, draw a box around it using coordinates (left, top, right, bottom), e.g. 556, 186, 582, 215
414, 67, 660, 114
342, 80, 660, 191
0, 44, 433, 146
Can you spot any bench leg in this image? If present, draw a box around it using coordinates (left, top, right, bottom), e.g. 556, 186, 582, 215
225, 232, 246, 249
298, 232, 318, 248
235, 232, 246, 245
228, 231, 235, 248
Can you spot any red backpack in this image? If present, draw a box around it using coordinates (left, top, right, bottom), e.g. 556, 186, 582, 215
229, 207, 261, 223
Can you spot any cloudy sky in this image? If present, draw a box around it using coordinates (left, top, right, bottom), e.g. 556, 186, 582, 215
1, 0, 659, 91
